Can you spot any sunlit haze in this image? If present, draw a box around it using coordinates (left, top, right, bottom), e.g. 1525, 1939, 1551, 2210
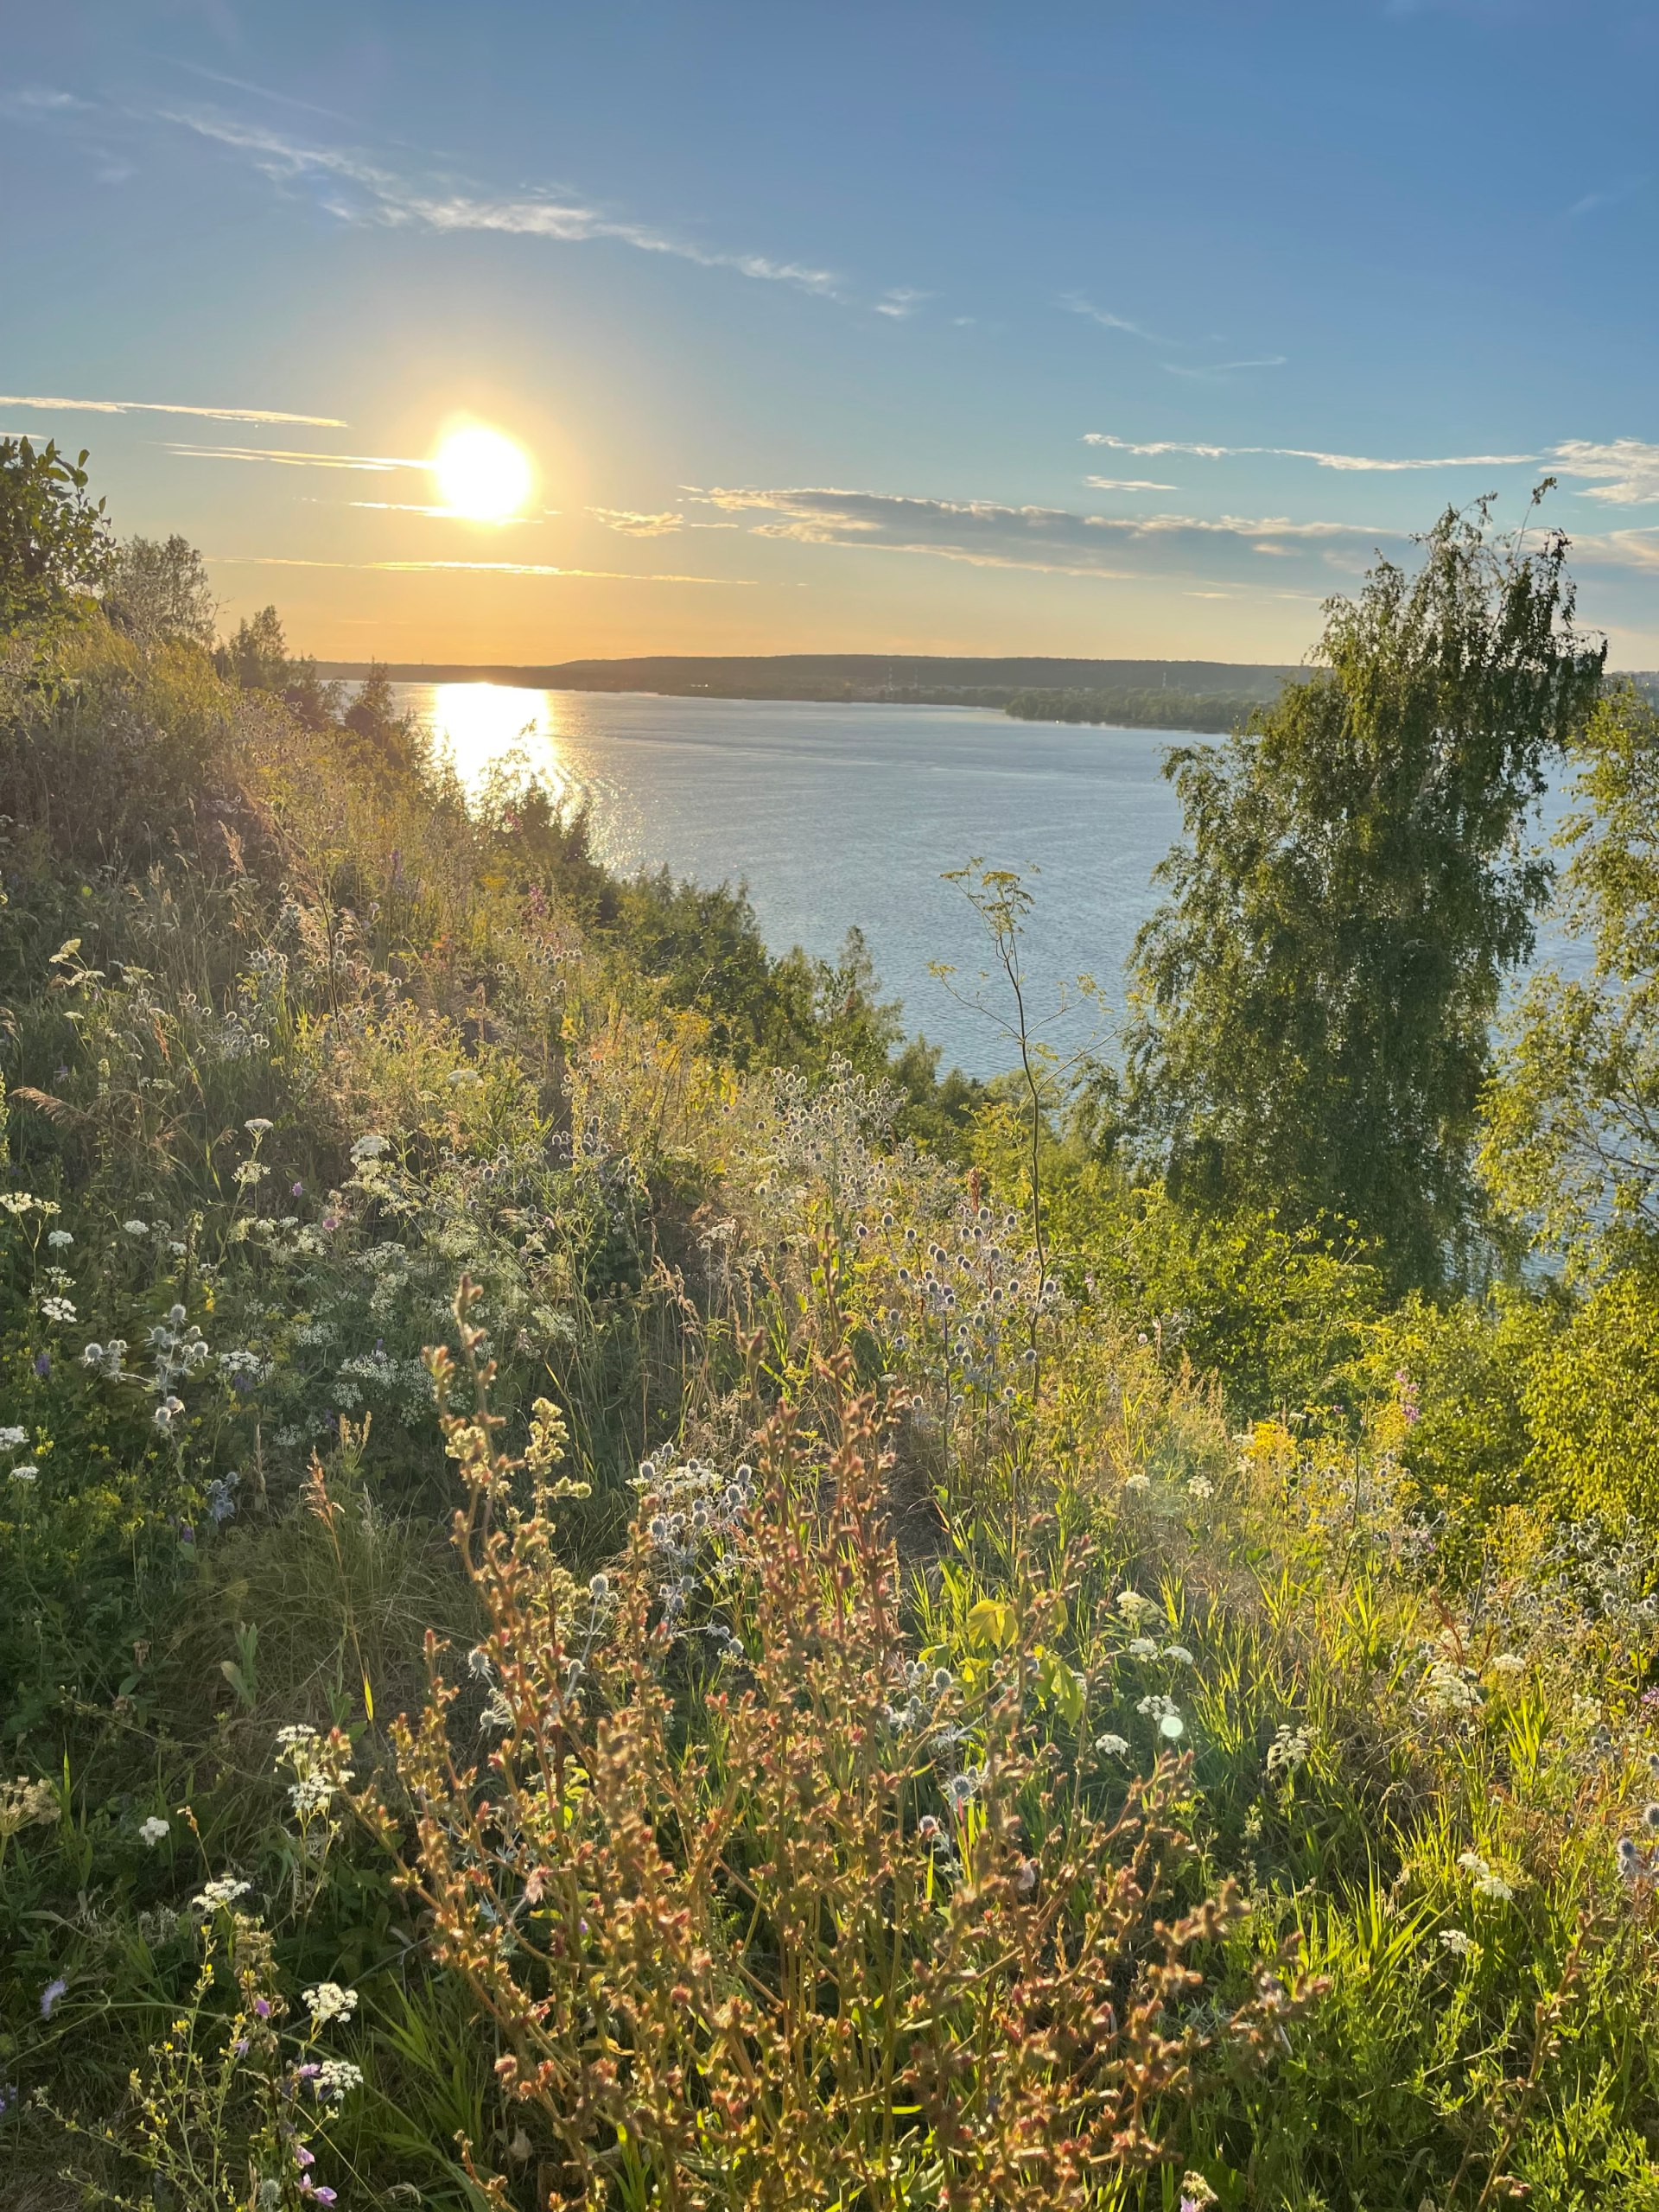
9, 3, 1659, 664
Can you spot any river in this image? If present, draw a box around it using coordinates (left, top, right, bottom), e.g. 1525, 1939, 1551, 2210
388, 681, 1578, 1079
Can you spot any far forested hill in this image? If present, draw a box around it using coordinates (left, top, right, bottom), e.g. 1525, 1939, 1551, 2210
315, 651, 1304, 706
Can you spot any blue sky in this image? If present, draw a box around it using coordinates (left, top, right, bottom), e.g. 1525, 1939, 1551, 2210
6, 0, 1659, 664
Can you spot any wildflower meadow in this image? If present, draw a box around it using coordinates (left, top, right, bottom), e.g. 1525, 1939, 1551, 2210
6, 444, 1659, 2208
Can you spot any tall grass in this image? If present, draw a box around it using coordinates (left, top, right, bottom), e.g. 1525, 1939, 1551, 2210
1, 616, 1657, 2207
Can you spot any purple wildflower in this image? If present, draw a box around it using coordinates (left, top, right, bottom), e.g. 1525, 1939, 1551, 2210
40, 1978, 67, 2019
34, 1352, 49, 1379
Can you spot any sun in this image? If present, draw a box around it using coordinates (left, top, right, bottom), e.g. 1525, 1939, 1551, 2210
431, 423, 535, 521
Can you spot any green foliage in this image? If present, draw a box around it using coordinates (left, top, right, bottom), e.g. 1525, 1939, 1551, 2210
0, 437, 112, 633
392, 1308, 1314, 2209
1484, 685, 1659, 1268
1360, 1284, 1559, 1535
218, 603, 294, 693
1005, 684, 1267, 734
1062, 1177, 1386, 1421
5, 471, 1659, 2207
340, 661, 419, 775
1520, 1269, 1659, 1533
102, 533, 217, 652
1125, 499, 1605, 1292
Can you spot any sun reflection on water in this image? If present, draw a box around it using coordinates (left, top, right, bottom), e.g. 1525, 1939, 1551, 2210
423, 683, 570, 801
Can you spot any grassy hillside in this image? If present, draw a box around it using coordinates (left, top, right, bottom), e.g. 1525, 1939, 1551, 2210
5, 476, 1659, 2209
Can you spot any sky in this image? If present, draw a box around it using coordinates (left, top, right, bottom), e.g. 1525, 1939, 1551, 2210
6, 0, 1659, 666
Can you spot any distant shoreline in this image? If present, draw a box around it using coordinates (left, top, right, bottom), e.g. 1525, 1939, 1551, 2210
320, 653, 1300, 734
321, 656, 1659, 740
315, 651, 1300, 709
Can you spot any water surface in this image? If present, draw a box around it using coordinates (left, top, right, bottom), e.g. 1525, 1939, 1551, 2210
393, 683, 1185, 1075
390, 681, 1581, 1078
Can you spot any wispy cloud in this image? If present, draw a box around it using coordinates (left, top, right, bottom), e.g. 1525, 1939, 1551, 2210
342, 500, 543, 524
1084, 431, 1536, 468
209, 556, 752, 583
1087, 427, 1659, 501
588, 506, 686, 536
163, 441, 421, 469
166, 59, 361, 127
1559, 175, 1647, 223
1551, 439, 1659, 505
1062, 295, 1287, 378
159, 109, 859, 302
0, 393, 346, 427
1084, 435, 1236, 460
0, 86, 92, 117
693, 484, 1396, 582
874, 288, 931, 320
1164, 356, 1289, 380
1574, 530, 1659, 572
1084, 476, 1181, 492
1058, 293, 1174, 346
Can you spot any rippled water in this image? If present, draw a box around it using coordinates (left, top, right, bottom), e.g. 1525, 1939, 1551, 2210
390, 680, 1579, 1079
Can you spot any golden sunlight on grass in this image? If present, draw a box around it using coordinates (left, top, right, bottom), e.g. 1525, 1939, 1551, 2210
430, 422, 535, 520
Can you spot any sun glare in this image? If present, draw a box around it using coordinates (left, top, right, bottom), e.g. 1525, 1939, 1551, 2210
431, 423, 535, 521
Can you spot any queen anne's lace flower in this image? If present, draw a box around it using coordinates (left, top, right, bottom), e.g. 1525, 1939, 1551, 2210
303, 1980, 358, 2028
194, 1876, 251, 1910
1424, 1659, 1482, 1715
1267, 1723, 1313, 1774
1458, 1850, 1516, 1902
314, 2058, 364, 2101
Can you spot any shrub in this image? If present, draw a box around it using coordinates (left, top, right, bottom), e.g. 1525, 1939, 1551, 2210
385, 1291, 1313, 2209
